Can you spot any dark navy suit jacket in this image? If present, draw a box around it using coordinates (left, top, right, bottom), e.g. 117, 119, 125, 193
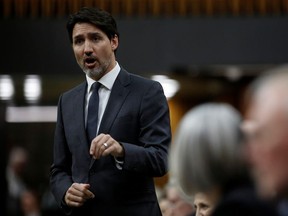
50, 68, 171, 216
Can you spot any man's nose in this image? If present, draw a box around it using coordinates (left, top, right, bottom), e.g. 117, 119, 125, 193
84, 41, 93, 56
196, 209, 201, 216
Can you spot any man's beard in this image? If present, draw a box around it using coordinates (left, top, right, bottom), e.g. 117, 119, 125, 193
84, 67, 104, 78
83, 59, 110, 80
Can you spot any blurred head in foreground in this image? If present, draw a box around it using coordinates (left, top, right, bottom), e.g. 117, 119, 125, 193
169, 103, 246, 207
242, 65, 288, 199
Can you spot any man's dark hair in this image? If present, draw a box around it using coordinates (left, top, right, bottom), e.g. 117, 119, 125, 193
66, 7, 119, 44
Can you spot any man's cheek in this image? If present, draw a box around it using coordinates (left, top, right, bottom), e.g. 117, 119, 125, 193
246, 142, 262, 166
250, 146, 271, 174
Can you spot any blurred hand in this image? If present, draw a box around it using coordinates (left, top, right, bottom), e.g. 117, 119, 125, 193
64, 183, 94, 207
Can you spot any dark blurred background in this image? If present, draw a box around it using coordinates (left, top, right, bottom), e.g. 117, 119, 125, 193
1, 0, 288, 215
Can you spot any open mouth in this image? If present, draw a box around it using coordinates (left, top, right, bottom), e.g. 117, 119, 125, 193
84, 57, 97, 68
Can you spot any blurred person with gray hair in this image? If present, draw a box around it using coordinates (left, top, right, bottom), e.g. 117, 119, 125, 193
169, 103, 278, 216
242, 65, 288, 215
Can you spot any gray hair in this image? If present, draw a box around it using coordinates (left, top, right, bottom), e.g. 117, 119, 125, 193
169, 103, 245, 196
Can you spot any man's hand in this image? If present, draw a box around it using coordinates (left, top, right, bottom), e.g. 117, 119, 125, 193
90, 133, 124, 159
64, 183, 95, 207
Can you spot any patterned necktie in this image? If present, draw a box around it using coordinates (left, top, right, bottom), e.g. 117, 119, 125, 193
87, 82, 101, 143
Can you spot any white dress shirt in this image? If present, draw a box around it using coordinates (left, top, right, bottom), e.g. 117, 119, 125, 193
85, 62, 120, 132
85, 62, 123, 169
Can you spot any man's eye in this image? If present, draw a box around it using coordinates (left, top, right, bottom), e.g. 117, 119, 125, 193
92, 37, 100, 42
203, 205, 209, 210
199, 204, 209, 210
74, 39, 83, 45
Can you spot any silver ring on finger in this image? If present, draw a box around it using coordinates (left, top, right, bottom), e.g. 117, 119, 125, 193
103, 142, 108, 149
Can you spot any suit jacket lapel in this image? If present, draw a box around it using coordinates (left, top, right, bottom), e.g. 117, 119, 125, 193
74, 83, 94, 180
98, 69, 131, 134
73, 83, 91, 154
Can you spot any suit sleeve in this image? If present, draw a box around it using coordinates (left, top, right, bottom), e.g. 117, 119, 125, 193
121, 81, 171, 177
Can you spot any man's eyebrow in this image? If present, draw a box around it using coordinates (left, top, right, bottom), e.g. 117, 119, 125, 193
88, 32, 103, 37
73, 34, 83, 40
73, 32, 103, 39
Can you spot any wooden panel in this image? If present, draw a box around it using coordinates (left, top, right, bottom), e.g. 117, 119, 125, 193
29, 0, 39, 18
176, 0, 187, 16
284, 0, 288, 12
68, 0, 79, 13
1, 0, 288, 18
41, 0, 53, 18
138, 0, 148, 17
57, 0, 67, 17
97, 0, 108, 11
15, 0, 27, 18
229, 0, 241, 16
205, 0, 214, 16
191, 0, 202, 16
82, 0, 94, 8
123, 0, 133, 16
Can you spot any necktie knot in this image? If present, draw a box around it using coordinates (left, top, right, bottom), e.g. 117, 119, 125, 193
91, 81, 101, 92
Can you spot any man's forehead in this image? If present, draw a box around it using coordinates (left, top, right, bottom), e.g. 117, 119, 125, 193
254, 83, 284, 108
72, 23, 103, 35
245, 91, 288, 134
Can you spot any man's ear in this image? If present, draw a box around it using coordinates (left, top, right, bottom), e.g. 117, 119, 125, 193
111, 35, 119, 51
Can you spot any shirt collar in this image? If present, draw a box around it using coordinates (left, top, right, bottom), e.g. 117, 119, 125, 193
86, 62, 121, 92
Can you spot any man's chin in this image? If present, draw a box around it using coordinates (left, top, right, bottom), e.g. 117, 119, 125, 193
84, 68, 102, 78
253, 168, 288, 199
254, 174, 278, 199
256, 182, 277, 200
250, 169, 275, 199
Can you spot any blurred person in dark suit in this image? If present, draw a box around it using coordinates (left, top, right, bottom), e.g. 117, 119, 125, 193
242, 66, 288, 215
50, 7, 171, 216
169, 103, 278, 216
